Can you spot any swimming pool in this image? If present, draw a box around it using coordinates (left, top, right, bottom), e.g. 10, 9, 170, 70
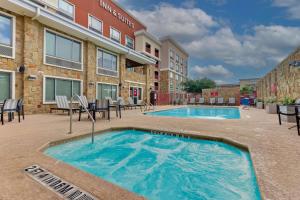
145, 107, 241, 119
45, 130, 260, 200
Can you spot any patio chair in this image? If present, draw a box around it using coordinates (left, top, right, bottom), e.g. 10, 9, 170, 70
136, 99, 147, 111
93, 99, 110, 121
127, 97, 137, 109
188, 98, 195, 105
228, 97, 236, 105
1, 99, 19, 125
105, 97, 121, 118
78, 96, 93, 121
209, 98, 216, 105
217, 97, 224, 105
198, 98, 205, 105
296, 106, 300, 135
50, 96, 78, 114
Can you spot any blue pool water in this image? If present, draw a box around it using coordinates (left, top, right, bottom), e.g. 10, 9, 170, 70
45, 130, 261, 200
145, 107, 241, 119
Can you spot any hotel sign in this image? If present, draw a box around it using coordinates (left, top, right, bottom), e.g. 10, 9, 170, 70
99, 0, 135, 29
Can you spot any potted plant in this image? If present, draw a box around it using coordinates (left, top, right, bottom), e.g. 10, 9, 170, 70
279, 97, 296, 123
265, 97, 277, 114
256, 99, 264, 109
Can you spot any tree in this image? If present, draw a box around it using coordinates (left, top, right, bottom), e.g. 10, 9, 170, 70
181, 78, 216, 93
240, 86, 254, 95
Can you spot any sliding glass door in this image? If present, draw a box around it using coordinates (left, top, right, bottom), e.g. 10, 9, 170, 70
0, 71, 11, 102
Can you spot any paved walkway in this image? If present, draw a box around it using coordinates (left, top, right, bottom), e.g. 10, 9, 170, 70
0, 106, 299, 200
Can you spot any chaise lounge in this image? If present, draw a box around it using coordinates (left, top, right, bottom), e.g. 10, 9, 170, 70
50, 96, 79, 115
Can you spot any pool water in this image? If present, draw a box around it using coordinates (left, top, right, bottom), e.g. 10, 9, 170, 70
145, 107, 241, 119
45, 130, 261, 200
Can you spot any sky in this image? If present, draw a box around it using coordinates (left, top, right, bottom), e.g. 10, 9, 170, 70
115, 0, 300, 84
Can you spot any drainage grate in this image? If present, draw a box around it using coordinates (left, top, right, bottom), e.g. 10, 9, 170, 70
24, 165, 98, 200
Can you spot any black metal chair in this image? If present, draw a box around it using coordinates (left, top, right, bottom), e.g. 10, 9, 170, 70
296, 106, 300, 136
93, 99, 110, 121
277, 104, 300, 135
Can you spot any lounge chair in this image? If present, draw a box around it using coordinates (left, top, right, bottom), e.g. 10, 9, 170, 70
228, 97, 236, 105
217, 97, 224, 105
1, 99, 22, 125
93, 99, 110, 121
209, 98, 216, 105
50, 96, 78, 114
188, 98, 195, 105
78, 96, 93, 121
198, 97, 205, 105
127, 97, 146, 111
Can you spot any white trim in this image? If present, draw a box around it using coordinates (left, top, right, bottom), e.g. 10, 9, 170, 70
0, 69, 15, 101
43, 28, 84, 71
95, 82, 119, 100
42, 74, 83, 104
110, 26, 121, 43
125, 80, 146, 85
125, 35, 134, 49
0, 11, 16, 59
96, 47, 119, 77
160, 68, 187, 77
88, 14, 103, 35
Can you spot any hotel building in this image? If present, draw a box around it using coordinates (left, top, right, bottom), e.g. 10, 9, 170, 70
159, 36, 189, 104
0, 0, 157, 113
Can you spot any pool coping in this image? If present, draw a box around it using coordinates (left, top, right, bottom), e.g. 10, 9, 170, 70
38, 126, 263, 200
143, 105, 243, 120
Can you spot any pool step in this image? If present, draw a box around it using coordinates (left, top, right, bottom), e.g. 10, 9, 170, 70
150, 130, 190, 139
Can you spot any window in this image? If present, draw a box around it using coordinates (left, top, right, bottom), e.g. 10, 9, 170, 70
169, 61, 174, 69
169, 72, 173, 79
44, 77, 81, 103
97, 83, 118, 100
169, 49, 174, 59
125, 36, 134, 49
110, 27, 121, 43
97, 49, 118, 77
58, 0, 74, 20
0, 13, 15, 58
88, 15, 102, 34
175, 74, 179, 81
0, 71, 14, 102
176, 63, 179, 71
155, 48, 159, 58
170, 81, 174, 92
145, 43, 151, 53
45, 30, 82, 70
176, 54, 179, 63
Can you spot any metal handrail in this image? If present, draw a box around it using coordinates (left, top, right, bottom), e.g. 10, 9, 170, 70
69, 94, 95, 143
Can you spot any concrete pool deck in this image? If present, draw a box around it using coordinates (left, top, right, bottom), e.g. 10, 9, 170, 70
0, 106, 300, 200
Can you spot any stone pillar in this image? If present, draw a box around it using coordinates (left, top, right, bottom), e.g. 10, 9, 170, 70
86, 42, 96, 100
144, 64, 155, 104
119, 54, 127, 100
23, 17, 42, 114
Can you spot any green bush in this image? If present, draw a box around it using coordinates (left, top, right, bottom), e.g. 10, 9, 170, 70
265, 97, 277, 104
281, 97, 295, 105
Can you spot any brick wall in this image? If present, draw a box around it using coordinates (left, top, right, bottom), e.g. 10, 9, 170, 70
202, 86, 240, 105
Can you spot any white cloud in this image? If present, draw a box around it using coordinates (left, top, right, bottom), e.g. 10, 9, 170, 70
191, 65, 233, 79
130, 4, 218, 41
273, 0, 300, 19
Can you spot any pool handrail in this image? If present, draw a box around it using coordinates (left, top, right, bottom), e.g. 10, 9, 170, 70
69, 94, 95, 143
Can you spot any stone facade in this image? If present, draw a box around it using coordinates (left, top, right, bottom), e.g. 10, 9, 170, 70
257, 47, 300, 101
0, 8, 154, 114
202, 86, 240, 105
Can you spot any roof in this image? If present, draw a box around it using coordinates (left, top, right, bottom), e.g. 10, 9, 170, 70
239, 78, 260, 81
216, 83, 240, 88
159, 36, 189, 56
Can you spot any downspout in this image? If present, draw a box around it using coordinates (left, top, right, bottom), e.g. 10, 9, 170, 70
32, 6, 40, 20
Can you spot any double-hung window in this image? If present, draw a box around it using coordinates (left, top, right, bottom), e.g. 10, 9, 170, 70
44, 76, 81, 103
110, 27, 121, 43
88, 15, 102, 34
0, 12, 15, 58
45, 30, 82, 70
125, 36, 134, 49
97, 83, 118, 101
58, 0, 74, 20
0, 70, 14, 102
97, 49, 118, 77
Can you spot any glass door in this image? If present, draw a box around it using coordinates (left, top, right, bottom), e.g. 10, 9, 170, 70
0, 71, 11, 102
130, 86, 142, 104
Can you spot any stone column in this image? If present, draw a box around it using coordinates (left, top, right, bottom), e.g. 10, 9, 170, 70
144, 64, 155, 104
23, 17, 42, 114
86, 42, 96, 100
119, 54, 127, 100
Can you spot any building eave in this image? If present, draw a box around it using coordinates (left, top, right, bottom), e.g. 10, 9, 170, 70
1, 0, 156, 65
